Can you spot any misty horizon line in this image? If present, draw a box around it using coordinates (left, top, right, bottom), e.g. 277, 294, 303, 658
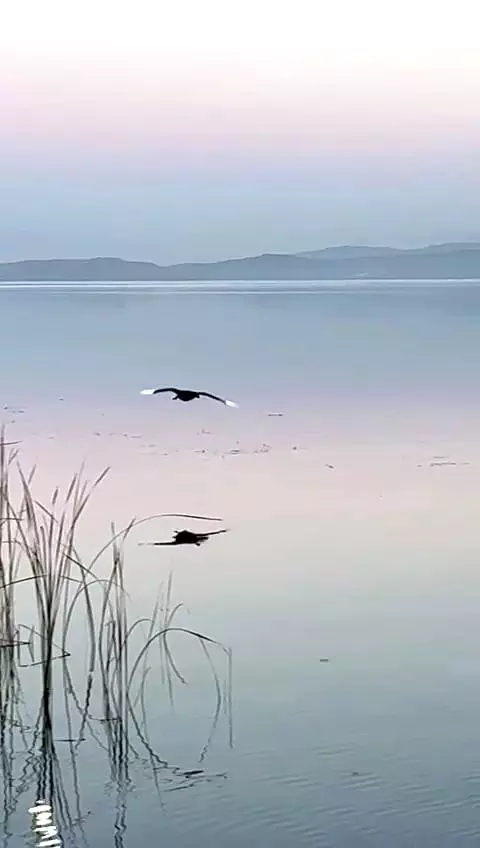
2, 242, 480, 282
3, 240, 480, 268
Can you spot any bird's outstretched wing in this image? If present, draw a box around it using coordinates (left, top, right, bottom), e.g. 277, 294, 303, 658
138, 541, 175, 546
198, 391, 239, 407
140, 387, 178, 396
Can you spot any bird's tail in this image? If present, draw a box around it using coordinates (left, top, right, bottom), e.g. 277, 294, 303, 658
140, 388, 156, 395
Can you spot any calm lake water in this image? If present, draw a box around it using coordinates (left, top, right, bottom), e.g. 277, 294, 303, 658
2, 280, 480, 846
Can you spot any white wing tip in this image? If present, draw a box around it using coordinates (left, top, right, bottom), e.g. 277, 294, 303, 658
140, 388, 155, 395
225, 400, 239, 408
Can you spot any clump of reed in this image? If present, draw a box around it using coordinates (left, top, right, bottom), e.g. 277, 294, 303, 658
0, 429, 232, 843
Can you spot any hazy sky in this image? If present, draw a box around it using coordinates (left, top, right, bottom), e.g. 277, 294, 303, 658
1, 0, 479, 263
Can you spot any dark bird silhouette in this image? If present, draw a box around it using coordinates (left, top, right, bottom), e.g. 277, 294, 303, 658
141, 387, 238, 407
139, 528, 228, 547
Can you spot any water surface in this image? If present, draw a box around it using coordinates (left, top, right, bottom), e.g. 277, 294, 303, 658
1, 280, 480, 846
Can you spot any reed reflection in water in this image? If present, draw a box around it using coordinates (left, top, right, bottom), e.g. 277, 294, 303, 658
0, 434, 232, 847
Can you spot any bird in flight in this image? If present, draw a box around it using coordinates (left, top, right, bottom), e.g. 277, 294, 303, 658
139, 528, 228, 547
140, 386, 238, 407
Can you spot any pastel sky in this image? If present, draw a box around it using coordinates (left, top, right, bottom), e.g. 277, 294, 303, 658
1, 0, 479, 263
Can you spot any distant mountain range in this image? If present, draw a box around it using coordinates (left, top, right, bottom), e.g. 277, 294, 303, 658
2, 243, 480, 281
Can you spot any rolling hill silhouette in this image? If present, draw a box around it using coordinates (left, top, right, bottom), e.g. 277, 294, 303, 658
1, 244, 480, 281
